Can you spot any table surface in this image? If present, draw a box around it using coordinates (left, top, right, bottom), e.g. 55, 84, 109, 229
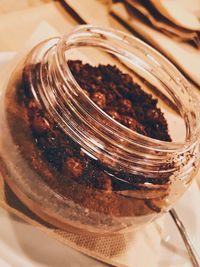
0, 1, 77, 50
0, 3, 199, 267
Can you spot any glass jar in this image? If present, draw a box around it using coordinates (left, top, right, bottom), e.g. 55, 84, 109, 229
0, 25, 200, 235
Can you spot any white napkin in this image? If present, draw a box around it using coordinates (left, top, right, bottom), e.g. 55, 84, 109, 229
111, 2, 200, 87
150, 0, 200, 30
173, 0, 200, 15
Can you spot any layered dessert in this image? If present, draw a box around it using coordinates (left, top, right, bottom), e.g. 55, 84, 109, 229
4, 60, 172, 230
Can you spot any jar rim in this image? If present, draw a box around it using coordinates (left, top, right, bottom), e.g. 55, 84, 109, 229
56, 24, 200, 155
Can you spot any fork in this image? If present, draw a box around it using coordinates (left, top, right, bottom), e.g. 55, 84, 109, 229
169, 209, 200, 267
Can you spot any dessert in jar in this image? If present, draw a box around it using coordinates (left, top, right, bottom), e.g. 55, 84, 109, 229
0, 25, 200, 234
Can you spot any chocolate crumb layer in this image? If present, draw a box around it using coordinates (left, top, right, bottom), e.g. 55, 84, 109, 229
68, 60, 171, 142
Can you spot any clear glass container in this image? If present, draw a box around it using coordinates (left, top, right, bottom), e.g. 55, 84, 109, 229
0, 25, 200, 234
